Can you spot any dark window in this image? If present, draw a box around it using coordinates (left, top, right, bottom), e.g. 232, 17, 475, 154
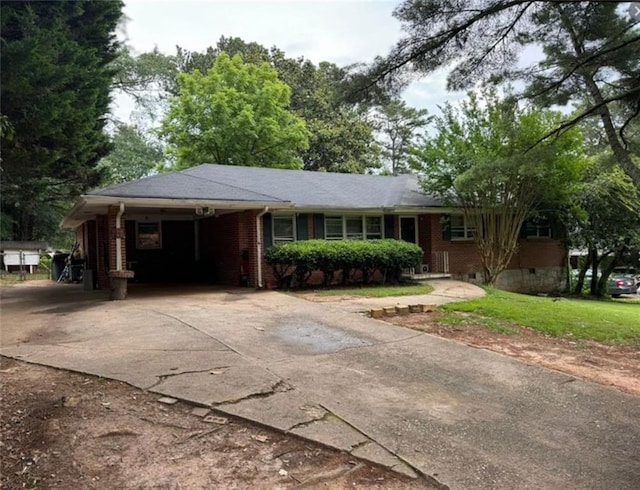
272, 215, 295, 244
526, 219, 552, 239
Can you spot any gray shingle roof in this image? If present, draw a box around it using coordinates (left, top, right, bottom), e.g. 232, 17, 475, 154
89, 170, 285, 203
88, 164, 443, 209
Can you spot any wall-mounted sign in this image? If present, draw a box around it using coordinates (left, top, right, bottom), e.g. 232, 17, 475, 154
136, 222, 162, 249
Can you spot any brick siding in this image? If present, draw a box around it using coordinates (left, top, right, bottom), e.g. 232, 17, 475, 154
79, 210, 565, 292
428, 214, 565, 276
199, 210, 260, 287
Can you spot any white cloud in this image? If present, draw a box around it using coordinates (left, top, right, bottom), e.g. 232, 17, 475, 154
121, 0, 402, 63
115, 0, 464, 121
403, 73, 466, 113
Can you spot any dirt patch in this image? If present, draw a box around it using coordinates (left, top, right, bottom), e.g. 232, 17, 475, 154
388, 311, 640, 396
0, 357, 435, 490
292, 292, 372, 303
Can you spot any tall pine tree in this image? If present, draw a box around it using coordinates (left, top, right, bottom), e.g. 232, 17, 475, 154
361, 1, 640, 188
1, 1, 123, 240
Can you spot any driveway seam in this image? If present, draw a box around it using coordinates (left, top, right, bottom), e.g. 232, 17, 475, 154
317, 403, 445, 488
151, 309, 244, 356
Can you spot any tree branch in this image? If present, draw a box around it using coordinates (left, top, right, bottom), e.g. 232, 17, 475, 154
527, 85, 640, 150
526, 32, 640, 101
619, 96, 640, 149
374, 0, 533, 85
461, 2, 534, 81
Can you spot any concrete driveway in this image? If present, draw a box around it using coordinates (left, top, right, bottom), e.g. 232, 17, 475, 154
1, 281, 639, 489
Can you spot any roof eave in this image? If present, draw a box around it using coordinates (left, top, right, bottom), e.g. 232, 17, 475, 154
60, 195, 293, 229
60, 197, 88, 229
289, 205, 452, 214
84, 195, 291, 209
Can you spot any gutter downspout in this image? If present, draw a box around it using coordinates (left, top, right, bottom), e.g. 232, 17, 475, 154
115, 202, 125, 271
256, 206, 269, 288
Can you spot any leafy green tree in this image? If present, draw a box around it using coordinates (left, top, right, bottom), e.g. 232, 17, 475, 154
302, 109, 381, 173
272, 54, 380, 173
119, 37, 382, 173
112, 46, 177, 122
97, 124, 164, 185
363, 1, 640, 188
372, 99, 430, 175
182, 39, 382, 173
412, 91, 585, 285
569, 112, 640, 296
160, 53, 308, 169
1, 0, 123, 240
178, 36, 269, 75
568, 160, 640, 296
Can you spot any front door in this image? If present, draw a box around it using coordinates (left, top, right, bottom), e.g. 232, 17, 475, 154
399, 216, 417, 244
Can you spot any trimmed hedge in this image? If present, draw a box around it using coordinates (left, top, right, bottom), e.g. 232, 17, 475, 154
265, 239, 423, 288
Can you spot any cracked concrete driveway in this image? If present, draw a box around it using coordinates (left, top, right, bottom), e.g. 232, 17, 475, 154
1, 281, 639, 489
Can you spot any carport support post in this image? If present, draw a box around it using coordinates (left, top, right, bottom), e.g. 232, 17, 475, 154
109, 270, 135, 300
256, 206, 269, 288
107, 204, 135, 300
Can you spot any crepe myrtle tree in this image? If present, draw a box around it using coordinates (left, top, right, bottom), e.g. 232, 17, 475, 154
411, 90, 586, 285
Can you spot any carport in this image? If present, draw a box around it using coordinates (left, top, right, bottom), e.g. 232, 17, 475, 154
62, 174, 291, 296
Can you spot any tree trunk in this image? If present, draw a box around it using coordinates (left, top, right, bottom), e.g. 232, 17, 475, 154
588, 247, 600, 297
597, 251, 623, 297
584, 77, 640, 189
574, 254, 592, 295
556, 4, 640, 189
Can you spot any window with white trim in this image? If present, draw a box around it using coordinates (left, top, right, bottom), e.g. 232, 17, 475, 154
272, 215, 295, 244
365, 217, 382, 239
325, 216, 344, 240
324, 215, 383, 240
345, 216, 364, 239
526, 219, 552, 239
450, 215, 475, 240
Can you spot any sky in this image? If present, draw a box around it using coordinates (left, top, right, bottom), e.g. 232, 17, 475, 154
113, 0, 465, 121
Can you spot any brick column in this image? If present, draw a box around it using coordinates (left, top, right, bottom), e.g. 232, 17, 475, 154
245, 210, 259, 288
106, 205, 134, 299
236, 210, 257, 288
107, 205, 127, 271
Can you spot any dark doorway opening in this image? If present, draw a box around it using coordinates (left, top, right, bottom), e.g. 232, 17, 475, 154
400, 217, 417, 244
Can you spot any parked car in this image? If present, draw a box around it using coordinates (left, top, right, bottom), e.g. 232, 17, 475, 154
608, 275, 637, 297
572, 267, 638, 297
612, 266, 640, 282
612, 265, 640, 294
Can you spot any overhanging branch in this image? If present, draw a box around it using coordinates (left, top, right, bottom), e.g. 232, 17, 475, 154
527, 85, 640, 150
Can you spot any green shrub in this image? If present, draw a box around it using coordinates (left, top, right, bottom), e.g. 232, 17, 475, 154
265, 239, 423, 289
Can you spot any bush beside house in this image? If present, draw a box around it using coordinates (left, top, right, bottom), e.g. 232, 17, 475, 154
265, 239, 423, 288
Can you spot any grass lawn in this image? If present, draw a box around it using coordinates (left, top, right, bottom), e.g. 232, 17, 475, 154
303, 282, 434, 298
0, 271, 50, 287
441, 288, 640, 344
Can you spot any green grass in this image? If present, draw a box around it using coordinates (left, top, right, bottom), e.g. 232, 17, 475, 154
441, 287, 640, 344
308, 282, 434, 298
0, 271, 50, 287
